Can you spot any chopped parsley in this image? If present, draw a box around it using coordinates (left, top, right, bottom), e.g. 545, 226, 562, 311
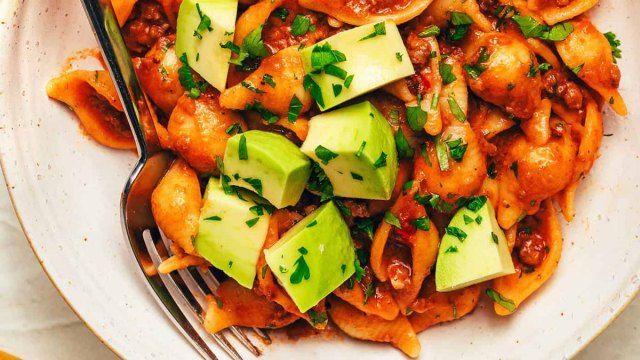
288, 95, 302, 123
225, 123, 242, 135
193, 4, 213, 40
178, 53, 207, 99
262, 74, 276, 88
315, 145, 338, 165
384, 211, 402, 229
439, 62, 457, 85
354, 258, 365, 282
435, 135, 450, 172
360, 22, 386, 41
307, 162, 334, 202
250, 203, 275, 216
325, 64, 348, 80
363, 283, 375, 305
245, 217, 260, 228
511, 15, 573, 41
407, 95, 428, 131
290, 247, 311, 284
418, 25, 440, 37
204, 216, 222, 221
463, 214, 474, 224
447, 94, 466, 122
446, 226, 467, 241
446, 138, 468, 162
373, 152, 388, 168
303, 75, 325, 108
223, 24, 270, 71
291, 15, 311, 37
396, 52, 403, 62
243, 177, 263, 196
308, 310, 328, 327
307, 220, 318, 228
351, 172, 363, 181
344, 74, 354, 88
352, 218, 375, 240
332, 84, 343, 97
528, 62, 552, 77
485, 288, 516, 312
445, 245, 458, 253
491, 232, 499, 244
238, 135, 248, 160
571, 63, 584, 75
395, 129, 414, 159
463, 47, 490, 79
604, 32, 622, 63
447, 12, 473, 41
466, 196, 488, 211
410, 216, 431, 231
356, 141, 367, 158
241, 81, 265, 94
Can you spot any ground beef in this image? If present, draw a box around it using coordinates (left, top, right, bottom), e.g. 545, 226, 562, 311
122, 0, 171, 55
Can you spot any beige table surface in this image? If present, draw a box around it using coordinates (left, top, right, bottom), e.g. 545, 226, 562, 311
0, 174, 637, 359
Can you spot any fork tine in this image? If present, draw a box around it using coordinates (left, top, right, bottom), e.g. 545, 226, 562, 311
158, 232, 261, 357
158, 231, 270, 351
197, 268, 272, 345
142, 231, 219, 360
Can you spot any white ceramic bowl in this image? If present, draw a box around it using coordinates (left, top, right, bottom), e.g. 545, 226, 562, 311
1, 1, 638, 359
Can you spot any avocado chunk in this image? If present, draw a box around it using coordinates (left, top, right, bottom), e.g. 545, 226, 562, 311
300, 101, 398, 200
195, 178, 272, 289
300, 20, 414, 111
223, 130, 311, 208
435, 198, 516, 292
264, 201, 356, 312
176, 0, 238, 91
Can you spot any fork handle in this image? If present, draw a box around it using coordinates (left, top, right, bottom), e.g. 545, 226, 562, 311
80, 0, 161, 157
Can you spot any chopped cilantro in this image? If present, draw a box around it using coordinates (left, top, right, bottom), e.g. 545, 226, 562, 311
418, 25, 440, 37
245, 217, 260, 228
360, 22, 387, 41
315, 145, 338, 165
486, 288, 516, 312
384, 211, 402, 229
291, 15, 311, 37
288, 95, 302, 123
446, 226, 467, 241
373, 152, 387, 168
238, 135, 248, 160
439, 62, 457, 85
262, 74, 276, 88
410, 216, 431, 231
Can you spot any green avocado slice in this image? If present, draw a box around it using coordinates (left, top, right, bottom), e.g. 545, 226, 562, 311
194, 178, 271, 289
176, 0, 238, 91
300, 101, 398, 200
300, 20, 415, 111
223, 130, 311, 209
435, 198, 516, 292
264, 201, 356, 312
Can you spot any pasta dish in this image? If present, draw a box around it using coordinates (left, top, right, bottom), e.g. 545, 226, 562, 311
46, 0, 626, 356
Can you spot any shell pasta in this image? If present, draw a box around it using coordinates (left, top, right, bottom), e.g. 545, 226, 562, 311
47, 0, 625, 357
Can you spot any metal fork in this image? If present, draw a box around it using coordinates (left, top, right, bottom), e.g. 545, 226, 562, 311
79, 1, 267, 358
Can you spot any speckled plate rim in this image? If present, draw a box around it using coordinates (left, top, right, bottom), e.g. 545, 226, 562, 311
0, 160, 124, 359
0, 0, 638, 359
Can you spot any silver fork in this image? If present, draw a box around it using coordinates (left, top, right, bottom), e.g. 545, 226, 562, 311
78, 1, 268, 358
